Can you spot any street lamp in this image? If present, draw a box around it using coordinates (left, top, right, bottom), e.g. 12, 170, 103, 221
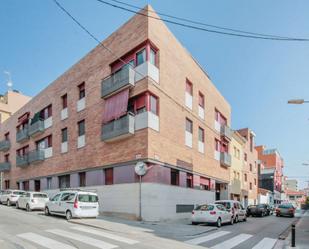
287, 99, 309, 104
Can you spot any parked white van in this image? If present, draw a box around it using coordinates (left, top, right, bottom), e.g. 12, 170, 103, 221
45, 190, 99, 220
17, 192, 49, 211
214, 200, 247, 223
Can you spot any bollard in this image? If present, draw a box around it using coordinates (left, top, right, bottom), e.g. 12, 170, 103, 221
291, 224, 296, 247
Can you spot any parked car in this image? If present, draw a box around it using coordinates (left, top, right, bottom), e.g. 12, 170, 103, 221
45, 190, 99, 220
214, 200, 247, 222
192, 203, 233, 227
246, 204, 271, 217
16, 192, 49, 211
276, 203, 295, 217
0, 190, 26, 206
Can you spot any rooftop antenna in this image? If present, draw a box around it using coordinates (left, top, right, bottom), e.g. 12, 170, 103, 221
4, 71, 13, 91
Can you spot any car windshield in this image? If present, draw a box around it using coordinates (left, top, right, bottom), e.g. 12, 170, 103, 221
248, 205, 257, 208
216, 202, 231, 209
78, 194, 98, 203
33, 194, 48, 198
257, 204, 265, 208
279, 204, 293, 209
13, 191, 24, 195
195, 205, 214, 211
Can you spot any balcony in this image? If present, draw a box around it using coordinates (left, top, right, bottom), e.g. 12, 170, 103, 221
220, 152, 231, 167
16, 155, 29, 167
101, 113, 135, 142
101, 67, 135, 99
28, 120, 45, 137
0, 140, 10, 151
28, 149, 45, 164
0, 162, 11, 172
16, 128, 29, 143
220, 124, 232, 140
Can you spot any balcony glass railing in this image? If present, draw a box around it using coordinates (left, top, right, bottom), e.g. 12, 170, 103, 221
16, 128, 29, 143
220, 152, 231, 167
28, 120, 45, 137
0, 162, 11, 172
28, 149, 45, 164
0, 140, 10, 151
220, 124, 232, 140
16, 154, 29, 167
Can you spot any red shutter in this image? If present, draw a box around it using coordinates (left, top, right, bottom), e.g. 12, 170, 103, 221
186, 80, 193, 95
102, 89, 129, 124
200, 177, 210, 186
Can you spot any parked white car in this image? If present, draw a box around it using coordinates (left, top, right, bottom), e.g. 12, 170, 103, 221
0, 190, 26, 206
215, 200, 247, 223
192, 203, 233, 227
45, 190, 99, 220
16, 192, 49, 211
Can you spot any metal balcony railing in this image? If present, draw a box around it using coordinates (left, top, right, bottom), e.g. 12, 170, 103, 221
16, 155, 29, 167
101, 113, 135, 142
16, 128, 29, 143
220, 152, 232, 167
0, 162, 11, 172
220, 124, 232, 140
28, 149, 45, 164
101, 67, 135, 98
0, 140, 10, 151
28, 120, 45, 137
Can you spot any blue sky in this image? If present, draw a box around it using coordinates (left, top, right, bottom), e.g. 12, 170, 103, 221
1, 0, 309, 188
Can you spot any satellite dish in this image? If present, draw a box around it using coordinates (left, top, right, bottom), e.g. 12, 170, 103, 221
135, 161, 147, 176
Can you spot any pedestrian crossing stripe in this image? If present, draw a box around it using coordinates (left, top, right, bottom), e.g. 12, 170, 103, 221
185, 231, 231, 245
252, 238, 277, 249
70, 226, 139, 245
211, 233, 253, 249
46, 229, 118, 249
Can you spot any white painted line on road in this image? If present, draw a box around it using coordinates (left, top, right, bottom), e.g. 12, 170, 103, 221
71, 226, 139, 245
185, 231, 231, 245
252, 238, 277, 249
46, 229, 118, 249
17, 233, 75, 249
211, 233, 253, 249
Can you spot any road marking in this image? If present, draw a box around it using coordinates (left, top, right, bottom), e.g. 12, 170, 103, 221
185, 231, 231, 245
252, 238, 277, 249
46, 229, 118, 249
211, 233, 253, 249
71, 226, 139, 245
17, 233, 75, 249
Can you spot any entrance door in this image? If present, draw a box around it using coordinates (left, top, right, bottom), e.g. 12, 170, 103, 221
34, 180, 40, 192
215, 183, 221, 200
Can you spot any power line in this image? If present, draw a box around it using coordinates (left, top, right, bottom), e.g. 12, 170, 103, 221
108, 0, 295, 40
95, 0, 309, 42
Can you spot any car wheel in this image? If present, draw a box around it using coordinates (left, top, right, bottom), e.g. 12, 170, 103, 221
26, 204, 31, 212
230, 217, 234, 225
216, 218, 222, 228
243, 215, 247, 222
192, 222, 198, 225
66, 210, 73, 221
7, 200, 11, 206
234, 215, 239, 223
16, 202, 19, 209
45, 207, 50, 216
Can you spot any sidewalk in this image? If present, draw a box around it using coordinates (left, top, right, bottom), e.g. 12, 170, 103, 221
69, 216, 215, 248
276, 211, 309, 249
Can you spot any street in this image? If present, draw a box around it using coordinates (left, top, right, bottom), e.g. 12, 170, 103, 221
0, 205, 306, 249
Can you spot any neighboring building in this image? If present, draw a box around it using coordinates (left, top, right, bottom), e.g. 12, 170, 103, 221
285, 179, 298, 191
229, 131, 245, 201
285, 190, 306, 208
258, 188, 273, 205
256, 146, 284, 204
0, 6, 232, 221
237, 128, 258, 206
0, 90, 31, 123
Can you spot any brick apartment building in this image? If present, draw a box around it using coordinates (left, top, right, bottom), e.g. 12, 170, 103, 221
0, 6, 233, 221
256, 146, 284, 204
237, 128, 258, 206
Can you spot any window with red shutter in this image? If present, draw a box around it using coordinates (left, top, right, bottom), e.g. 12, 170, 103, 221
105, 168, 114, 185
186, 80, 193, 95
198, 92, 204, 108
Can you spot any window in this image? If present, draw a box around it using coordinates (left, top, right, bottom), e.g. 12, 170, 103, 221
78, 120, 85, 136
244, 173, 247, 182
4, 132, 9, 141
61, 128, 68, 143
40, 105, 52, 120
17, 145, 29, 156
171, 169, 179, 186
215, 139, 220, 152
149, 48, 156, 65
105, 168, 113, 185
4, 154, 9, 163
79, 172, 86, 187
198, 127, 204, 143
78, 194, 98, 203
200, 177, 210, 190
36, 135, 52, 150
150, 95, 158, 115
254, 178, 257, 185
136, 49, 146, 66
250, 182, 252, 190
186, 80, 193, 95
60, 193, 75, 202
244, 153, 248, 162
23, 181, 29, 191
186, 173, 193, 188
4, 180, 10, 189
78, 82, 85, 99
198, 92, 204, 108
250, 164, 252, 171
185, 118, 193, 133
62, 94, 67, 109
58, 175, 70, 189
250, 134, 254, 152
47, 177, 52, 190
17, 182, 20, 190
51, 193, 61, 202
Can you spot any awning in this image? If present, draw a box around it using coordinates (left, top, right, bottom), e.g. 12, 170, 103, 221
200, 177, 210, 186
102, 89, 129, 124
18, 112, 30, 124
